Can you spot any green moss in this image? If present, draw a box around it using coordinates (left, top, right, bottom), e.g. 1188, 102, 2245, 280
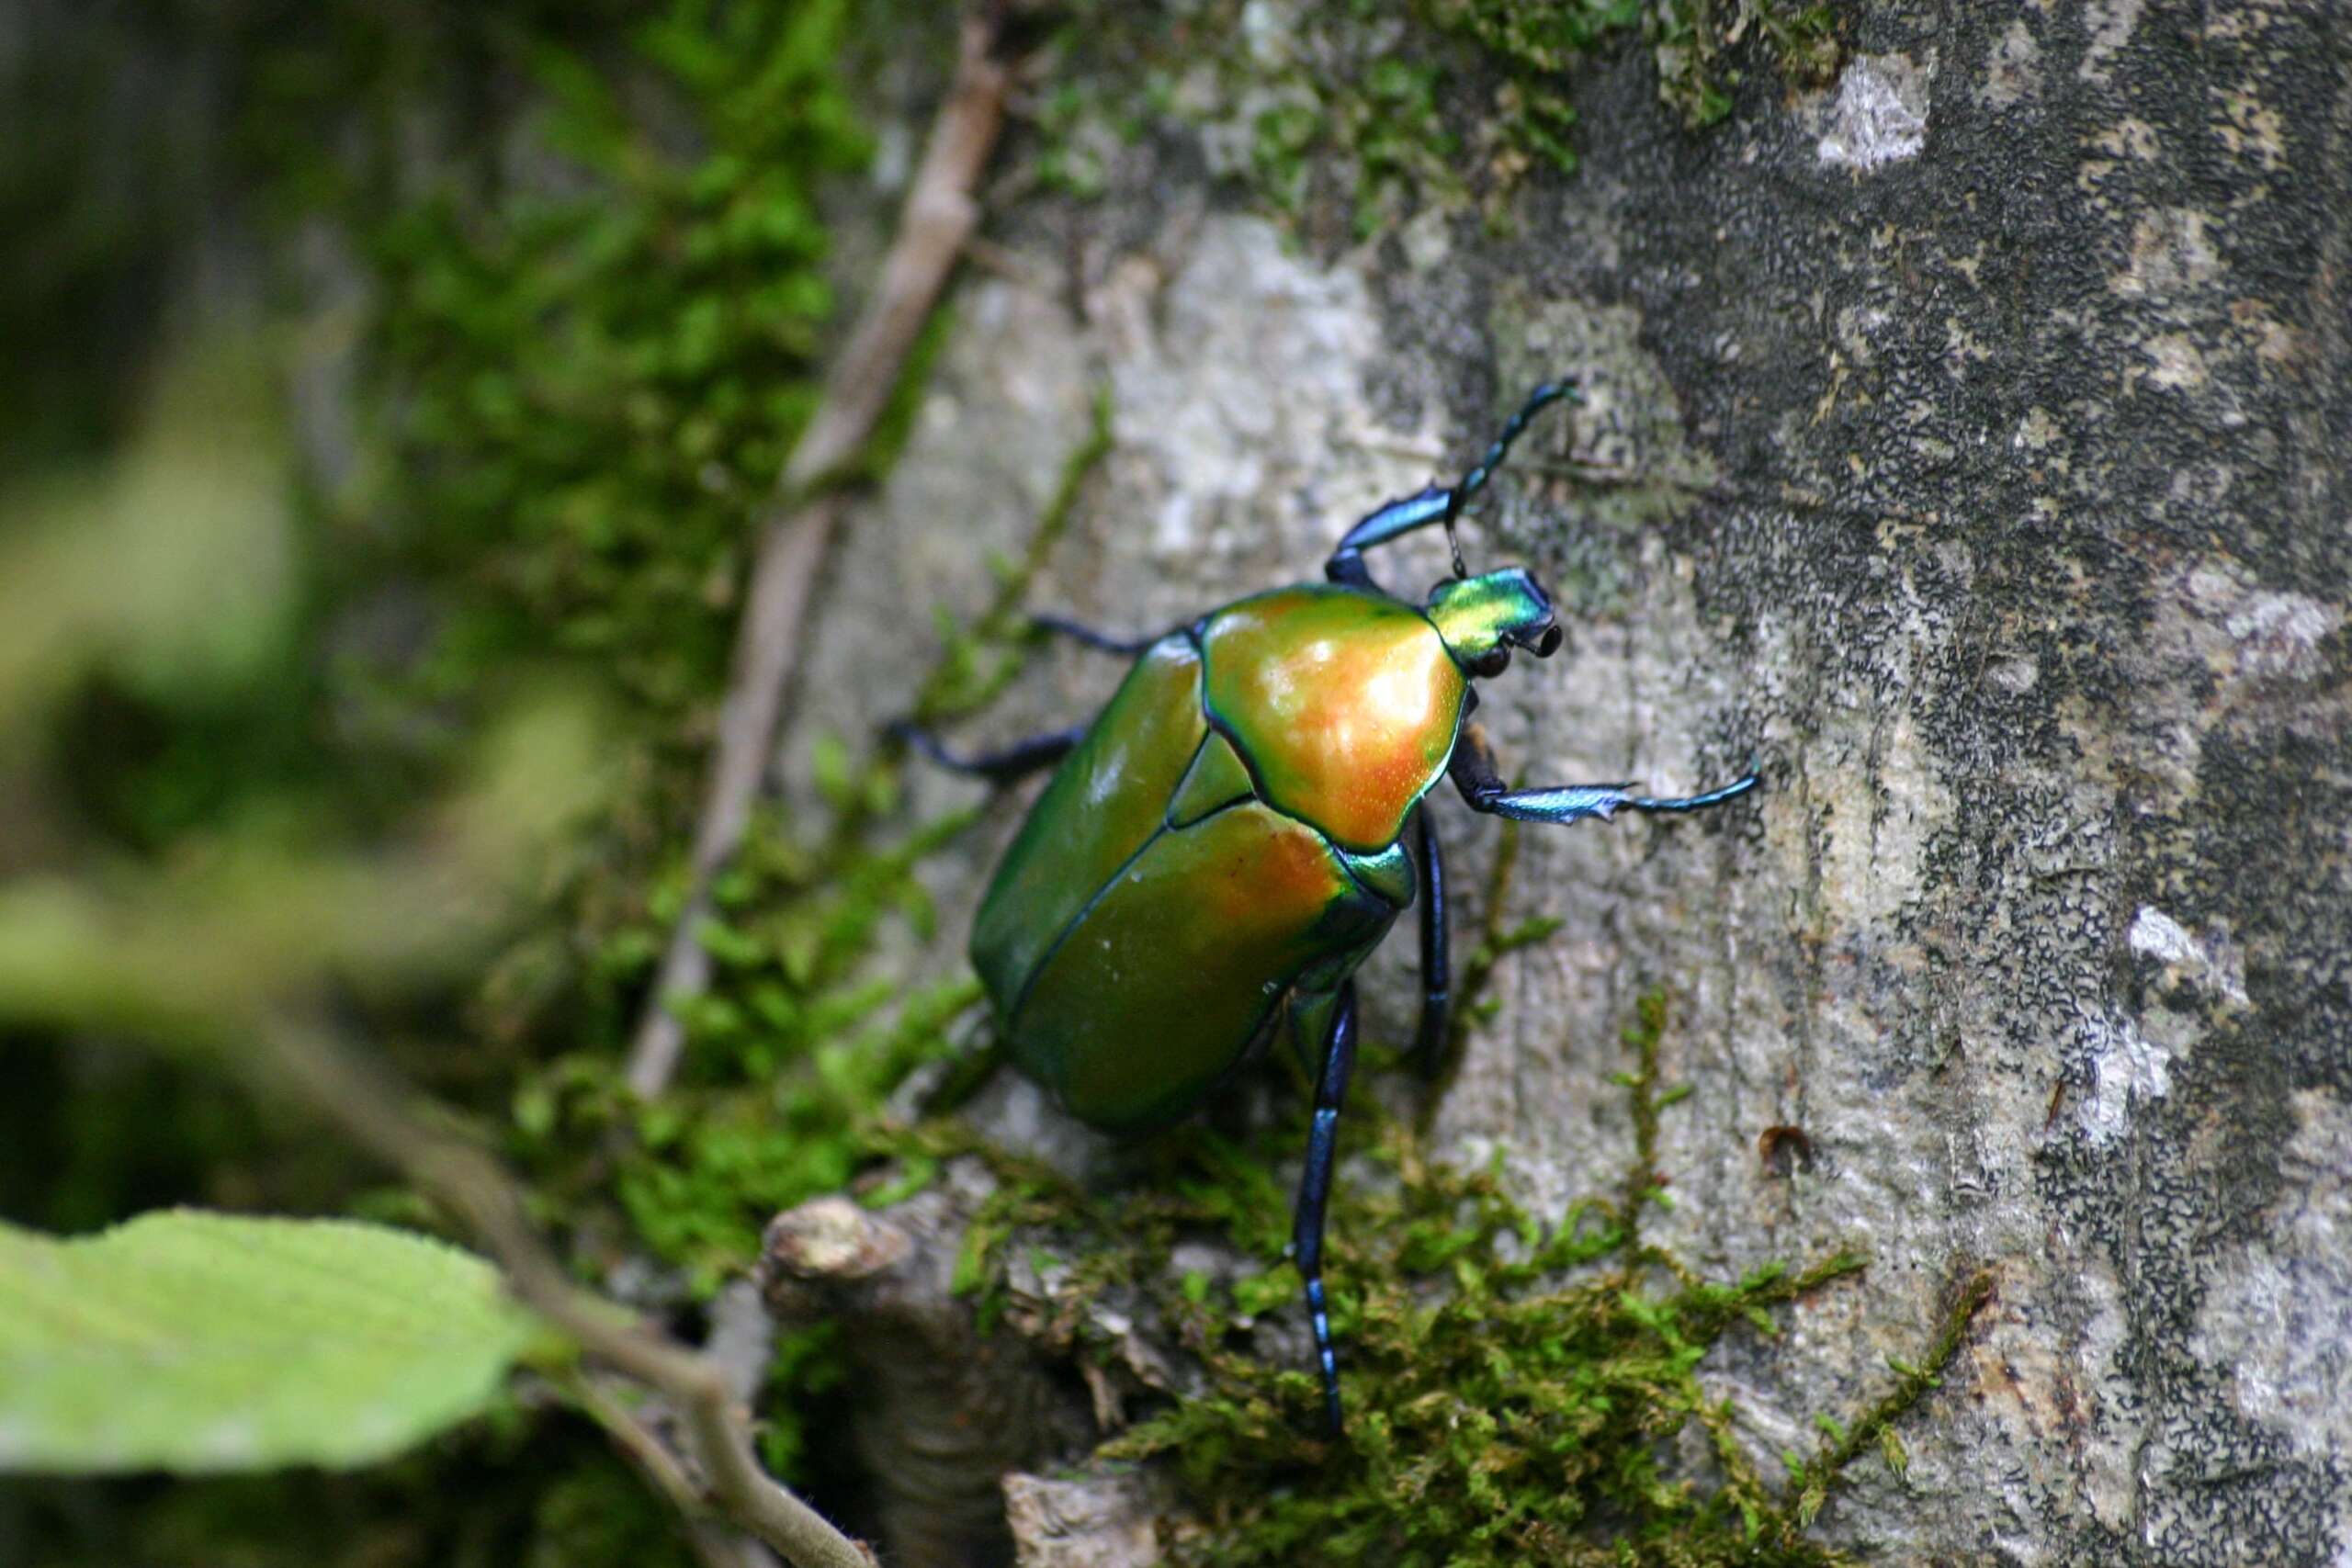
354, 2, 871, 720
1022, 1, 1465, 235
1427, 0, 1842, 150
959, 991, 1984, 1565
1014, 1, 1842, 234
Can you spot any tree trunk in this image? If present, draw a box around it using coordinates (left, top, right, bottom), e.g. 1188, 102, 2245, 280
776, 6, 2350, 1563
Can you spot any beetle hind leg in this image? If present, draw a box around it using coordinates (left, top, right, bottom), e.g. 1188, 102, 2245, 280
1290, 979, 1361, 1438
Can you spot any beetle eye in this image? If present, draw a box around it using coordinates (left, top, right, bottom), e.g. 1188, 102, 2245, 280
1470, 646, 1512, 678
1531, 624, 1562, 657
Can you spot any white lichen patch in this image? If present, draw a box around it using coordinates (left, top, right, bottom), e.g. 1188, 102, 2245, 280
1986, 655, 2041, 694
2175, 564, 2346, 687
2130, 905, 2251, 1010
2070, 1262, 2140, 1533
2128, 906, 2199, 965
2222, 591, 2342, 681
2014, 406, 2063, 451
1817, 705, 1951, 933
2077, 1006, 2170, 1144
1817, 54, 1930, 170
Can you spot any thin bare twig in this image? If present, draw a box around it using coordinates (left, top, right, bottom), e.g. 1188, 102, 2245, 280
258, 1019, 876, 1568
566, 1373, 779, 1568
627, 10, 1012, 1099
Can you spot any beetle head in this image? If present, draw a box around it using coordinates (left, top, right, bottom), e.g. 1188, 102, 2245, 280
1426, 568, 1562, 678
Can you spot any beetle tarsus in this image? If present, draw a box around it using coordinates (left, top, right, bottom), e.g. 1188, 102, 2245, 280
1623, 773, 1761, 814
1449, 727, 1758, 825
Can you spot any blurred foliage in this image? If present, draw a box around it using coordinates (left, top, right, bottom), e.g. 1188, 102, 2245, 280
0, 329, 616, 1556
0, 0, 931, 1559
0, 1212, 537, 1473
345, 4, 869, 716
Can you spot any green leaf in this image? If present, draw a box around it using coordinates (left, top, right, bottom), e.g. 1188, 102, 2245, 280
0, 1211, 535, 1473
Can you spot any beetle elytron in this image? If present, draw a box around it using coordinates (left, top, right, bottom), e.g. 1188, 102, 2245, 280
903, 381, 1757, 1434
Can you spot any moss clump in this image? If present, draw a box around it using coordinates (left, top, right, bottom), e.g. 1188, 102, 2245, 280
346, 3, 871, 719
1041, 993, 1992, 1566
1014, 0, 1843, 236
1427, 0, 1841, 152
1022, 1, 1462, 236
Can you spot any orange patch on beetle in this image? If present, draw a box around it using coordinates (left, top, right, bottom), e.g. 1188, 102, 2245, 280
1203, 587, 1465, 850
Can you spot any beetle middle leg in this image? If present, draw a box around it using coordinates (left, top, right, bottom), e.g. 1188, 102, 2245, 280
1448, 722, 1758, 825
889, 721, 1086, 784
1289, 978, 1361, 1438
1411, 805, 1450, 1078
1028, 614, 1170, 655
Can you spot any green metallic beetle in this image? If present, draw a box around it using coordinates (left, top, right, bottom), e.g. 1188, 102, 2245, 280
903, 381, 1757, 1433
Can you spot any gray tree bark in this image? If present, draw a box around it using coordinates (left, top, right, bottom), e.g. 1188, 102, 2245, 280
777, 6, 2351, 1563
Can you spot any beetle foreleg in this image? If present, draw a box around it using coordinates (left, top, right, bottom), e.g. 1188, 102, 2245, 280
1324, 380, 1584, 585
890, 720, 1085, 784
1325, 487, 1450, 592
1412, 806, 1451, 1078
1291, 980, 1360, 1438
1449, 722, 1759, 824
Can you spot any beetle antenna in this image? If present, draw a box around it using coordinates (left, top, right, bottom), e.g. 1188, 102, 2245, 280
1439, 379, 1581, 577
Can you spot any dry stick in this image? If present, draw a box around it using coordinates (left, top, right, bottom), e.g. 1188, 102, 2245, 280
259, 1018, 877, 1568
627, 10, 1012, 1099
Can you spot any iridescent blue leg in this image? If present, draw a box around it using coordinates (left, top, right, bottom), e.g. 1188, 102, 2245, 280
1324, 380, 1582, 586
889, 721, 1084, 784
1029, 614, 1168, 655
1412, 806, 1450, 1078
1291, 980, 1360, 1438
1324, 487, 1449, 592
1448, 723, 1758, 824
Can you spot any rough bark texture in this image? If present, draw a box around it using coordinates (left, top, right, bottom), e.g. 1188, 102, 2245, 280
779, 6, 2350, 1563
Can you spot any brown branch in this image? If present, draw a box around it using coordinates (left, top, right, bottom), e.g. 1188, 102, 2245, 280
627, 9, 1013, 1099
258, 1018, 877, 1568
